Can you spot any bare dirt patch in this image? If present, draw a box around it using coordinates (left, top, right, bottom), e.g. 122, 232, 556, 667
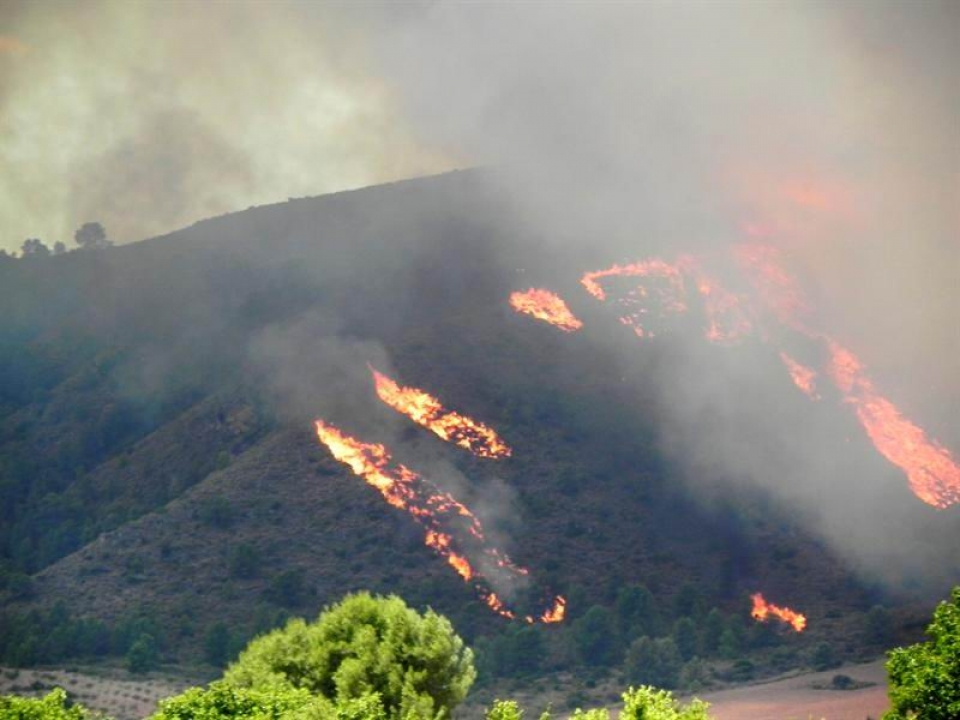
698, 659, 888, 720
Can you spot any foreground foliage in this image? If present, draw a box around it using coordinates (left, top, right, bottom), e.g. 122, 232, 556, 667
486, 686, 711, 720
884, 586, 960, 720
223, 592, 475, 720
151, 683, 315, 720
0, 689, 98, 720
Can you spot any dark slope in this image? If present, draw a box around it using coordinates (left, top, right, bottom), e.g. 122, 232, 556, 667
1, 170, 955, 671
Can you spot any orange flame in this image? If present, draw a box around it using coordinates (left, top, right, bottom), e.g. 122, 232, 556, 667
539, 595, 567, 624
779, 351, 820, 400
750, 592, 807, 632
826, 341, 960, 509
581, 259, 688, 339
691, 268, 753, 345
733, 243, 811, 331
510, 288, 584, 332
734, 241, 960, 508
314, 419, 564, 621
580, 257, 752, 344
370, 366, 512, 459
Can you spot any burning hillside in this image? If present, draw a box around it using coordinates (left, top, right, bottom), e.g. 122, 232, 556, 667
370, 365, 512, 459
509, 288, 583, 332
314, 419, 563, 623
751, 592, 807, 633
507, 236, 960, 511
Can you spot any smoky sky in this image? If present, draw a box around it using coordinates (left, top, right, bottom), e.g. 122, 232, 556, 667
358, 1, 959, 415
0, 0, 454, 253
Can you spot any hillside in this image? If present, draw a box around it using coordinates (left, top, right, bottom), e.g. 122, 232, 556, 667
1, 170, 958, 688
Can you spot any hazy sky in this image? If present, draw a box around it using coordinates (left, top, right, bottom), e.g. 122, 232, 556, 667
0, 0, 455, 254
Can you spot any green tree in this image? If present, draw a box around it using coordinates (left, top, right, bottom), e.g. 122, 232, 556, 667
884, 586, 960, 720
615, 584, 659, 639
228, 545, 260, 580
20, 239, 51, 258
717, 627, 740, 659
624, 637, 682, 690
809, 642, 838, 671
482, 626, 542, 678
699, 609, 725, 656
204, 623, 232, 667
73, 222, 111, 251
127, 632, 159, 673
486, 700, 524, 720
865, 605, 893, 646
264, 569, 305, 608
0, 688, 94, 720
621, 686, 711, 720
573, 605, 618, 667
224, 592, 475, 720
672, 618, 698, 662
672, 584, 704, 620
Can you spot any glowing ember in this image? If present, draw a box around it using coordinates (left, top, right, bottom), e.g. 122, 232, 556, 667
370, 366, 512, 459
733, 243, 811, 331
581, 257, 752, 344
750, 592, 806, 633
314, 419, 563, 621
510, 288, 584, 332
539, 595, 567, 624
779, 351, 820, 400
826, 341, 960, 509
689, 266, 753, 345
580, 259, 688, 338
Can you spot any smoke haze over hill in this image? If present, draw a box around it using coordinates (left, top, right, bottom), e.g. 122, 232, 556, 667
1, 0, 958, 598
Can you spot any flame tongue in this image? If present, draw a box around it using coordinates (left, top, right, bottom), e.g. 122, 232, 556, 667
580, 257, 751, 344
779, 351, 820, 400
734, 241, 960, 509
581, 259, 688, 339
314, 419, 563, 622
510, 288, 583, 332
370, 366, 512, 459
539, 595, 566, 624
750, 592, 806, 632
825, 340, 960, 509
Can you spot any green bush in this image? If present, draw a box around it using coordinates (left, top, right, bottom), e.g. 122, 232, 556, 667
809, 642, 839, 672
884, 586, 960, 720
624, 637, 682, 690
204, 623, 232, 668
126, 633, 159, 674
621, 686, 711, 720
150, 681, 315, 720
501, 686, 711, 720
573, 606, 618, 667
486, 700, 524, 720
224, 592, 475, 720
228, 546, 260, 580
0, 689, 97, 720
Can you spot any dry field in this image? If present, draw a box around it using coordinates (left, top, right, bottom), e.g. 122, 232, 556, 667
699, 659, 888, 720
0, 665, 196, 720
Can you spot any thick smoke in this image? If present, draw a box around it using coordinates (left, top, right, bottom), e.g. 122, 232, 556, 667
0, 0, 452, 253
348, 2, 960, 591
248, 314, 531, 605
